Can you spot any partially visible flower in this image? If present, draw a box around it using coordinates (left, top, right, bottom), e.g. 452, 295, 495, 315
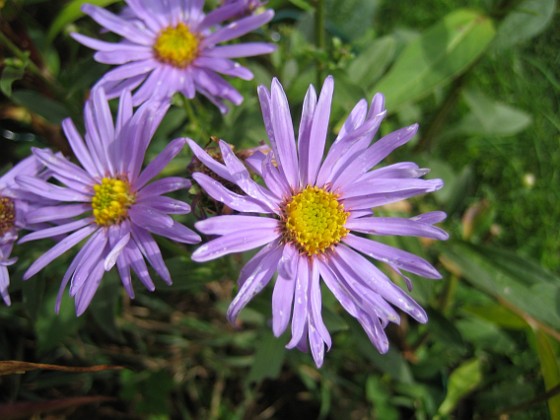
0, 155, 45, 305
17, 88, 200, 315
189, 76, 447, 367
73, 0, 275, 112
221, 0, 266, 16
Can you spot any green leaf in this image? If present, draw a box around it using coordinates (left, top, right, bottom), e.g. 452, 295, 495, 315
47, 0, 120, 42
0, 62, 26, 97
373, 9, 495, 109
441, 242, 560, 332
437, 358, 483, 416
533, 329, 560, 419
462, 303, 527, 330
11, 89, 69, 124
325, 0, 377, 41
347, 35, 397, 90
34, 292, 84, 354
287, 0, 313, 12
457, 90, 532, 137
492, 0, 556, 50
246, 329, 286, 384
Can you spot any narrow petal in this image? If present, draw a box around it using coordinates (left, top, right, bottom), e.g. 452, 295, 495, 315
26, 204, 90, 224
193, 172, 274, 214
16, 175, 91, 202
74, 261, 105, 316
297, 83, 317, 186
136, 138, 187, 189
195, 215, 278, 235
286, 257, 310, 349
142, 220, 201, 244
303, 76, 334, 185
23, 225, 97, 280
104, 232, 131, 271
129, 204, 174, 230
206, 43, 276, 58
226, 241, 283, 322
204, 10, 274, 45
272, 245, 298, 336
192, 228, 279, 262
82, 4, 153, 45
269, 78, 299, 188
343, 233, 442, 279
19, 218, 93, 244
139, 177, 191, 197
131, 225, 172, 284
346, 216, 449, 240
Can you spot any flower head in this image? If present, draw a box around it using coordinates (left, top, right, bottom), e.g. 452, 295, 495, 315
0, 155, 45, 305
189, 76, 447, 367
73, 0, 275, 112
17, 88, 201, 315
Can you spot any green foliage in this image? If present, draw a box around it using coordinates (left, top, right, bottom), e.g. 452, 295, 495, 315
0, 0, 558, 418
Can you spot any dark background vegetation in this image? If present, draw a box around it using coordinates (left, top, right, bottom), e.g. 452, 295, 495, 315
0, 0, 558, 418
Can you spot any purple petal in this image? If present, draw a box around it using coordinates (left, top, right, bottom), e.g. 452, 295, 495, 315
16, 176, 91, 202
269, 78, 299, 189
333, 124, 418, 189
195, 215, 278, 235
206, 43, 276, 58
26, 204, 90, 224
296, 83, 317, 187
19, 218, 93, 244
226, 241, 283, 322
129, 204, 174, 230
142, 219, 201, 244
272, 245, 298, 336
192, 228, 279, 262
137, 196, 191, 214
136, 138, 187, 189
204, 10, 274, 45
74, 261, 105, 316
346, 216, 449, 240
286, 257, 310, 349
195, 57, 253, 80
0, 266, 11, 306
23, 224, 97, 280
131, 225, 172, 284
187, 139, 235, 183
193, 172, 274, 214
303, 76, 333, 186
126, 242, 155, 291
82, 4, 153, 45
104, 231, 131, 271
69, 229, 108, 297
343, 233, 442, 280
139, 177, 191, 197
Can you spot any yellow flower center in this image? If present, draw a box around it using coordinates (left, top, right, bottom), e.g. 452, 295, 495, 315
282, 186, 349, 256
0, 196, 15, 236
153, 23, 199, 68
92, 178, 135, 227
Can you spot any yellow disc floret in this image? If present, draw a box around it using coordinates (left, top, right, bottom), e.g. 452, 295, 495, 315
282, 186, 349, 256
91, 178, 135, 227
153, 23, 199, 68
0, 196, 15, 236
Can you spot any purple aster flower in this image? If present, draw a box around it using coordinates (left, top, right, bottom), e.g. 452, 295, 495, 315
17, 88, 201, 315
72, 0, 275, 112
189, 76, 448, 367
0, 155, 46, 305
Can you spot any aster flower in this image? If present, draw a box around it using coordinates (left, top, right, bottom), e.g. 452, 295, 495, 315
73, 0, 275, 112
189, 76, 447, 367
0, 155, 45, 305
17, 88, 201, 315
